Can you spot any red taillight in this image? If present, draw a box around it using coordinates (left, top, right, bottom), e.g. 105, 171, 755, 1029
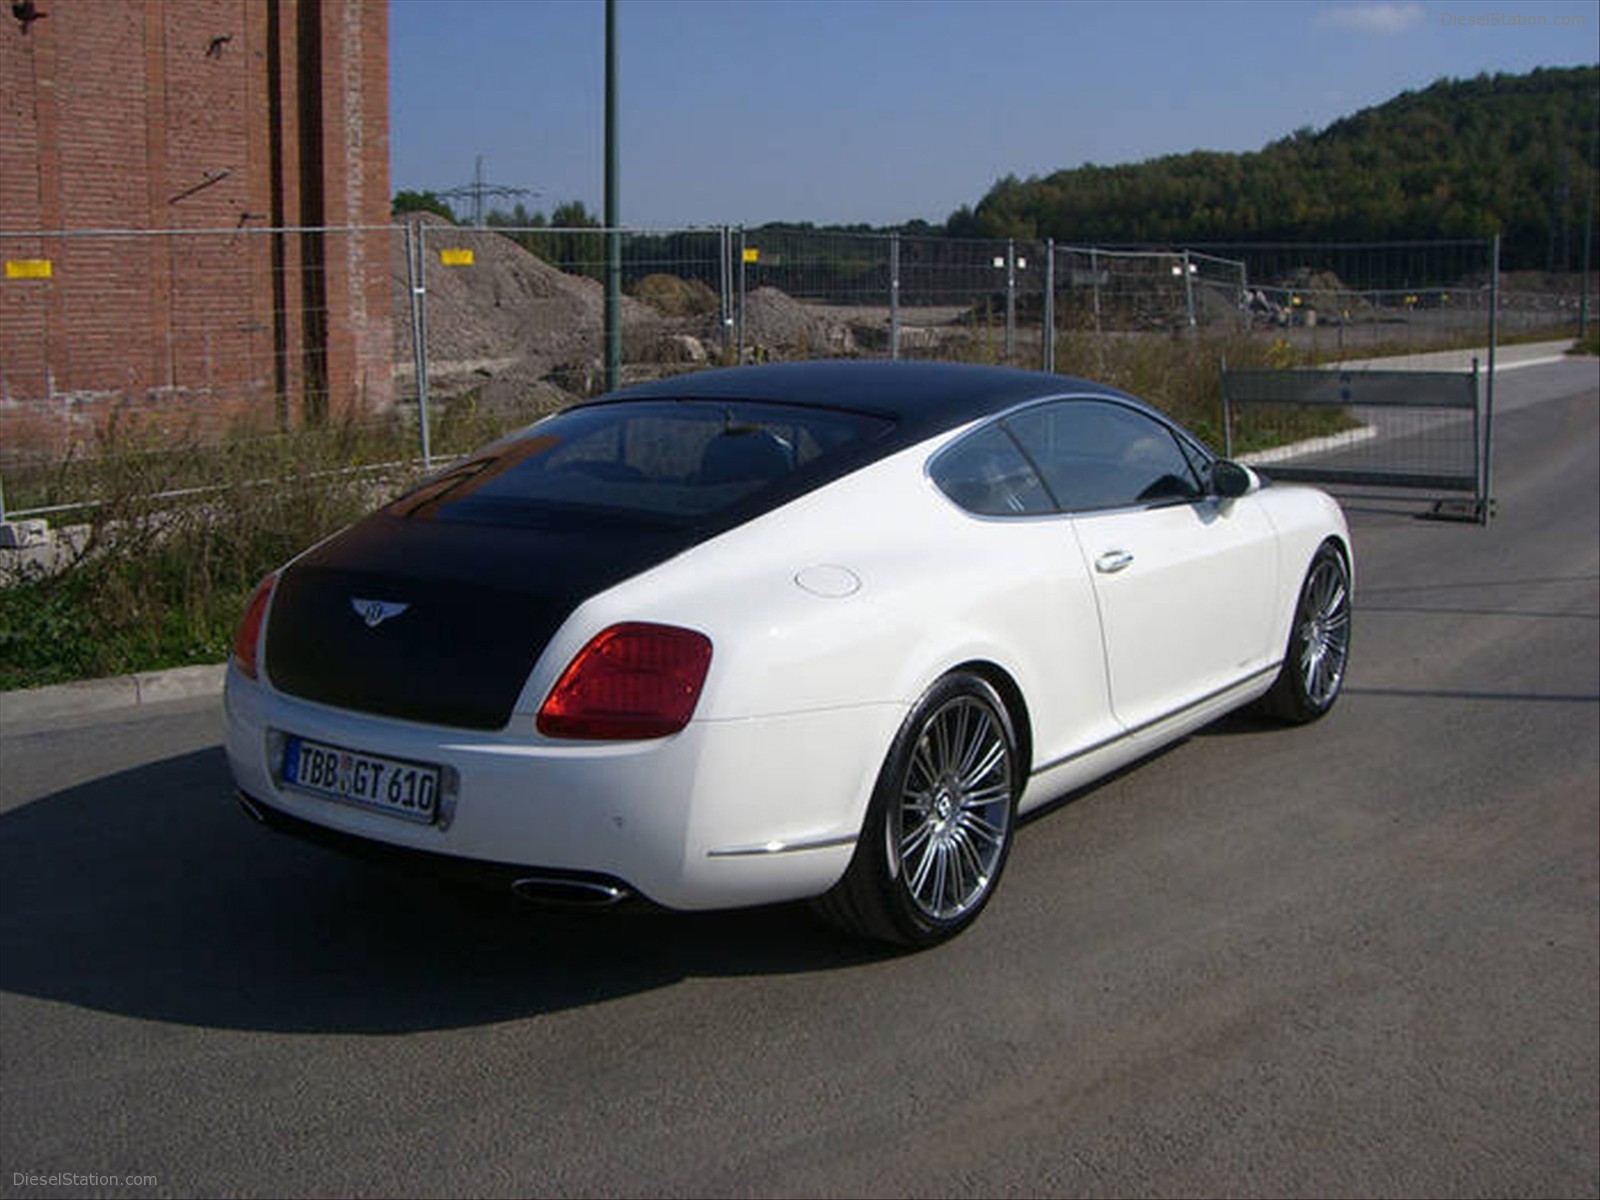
231, 572, 278, 680
537, 622, 713, 740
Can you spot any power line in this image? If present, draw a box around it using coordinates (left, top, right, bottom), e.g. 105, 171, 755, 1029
438, 156, 536, 227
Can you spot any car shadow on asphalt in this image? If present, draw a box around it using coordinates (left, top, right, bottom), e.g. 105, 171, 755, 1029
0, 747, 898, 1034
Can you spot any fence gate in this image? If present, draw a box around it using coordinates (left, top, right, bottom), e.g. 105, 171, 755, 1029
1220, 365, 1493, 524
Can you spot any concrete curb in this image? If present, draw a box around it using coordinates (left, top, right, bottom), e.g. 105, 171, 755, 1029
0, 662, 226, 727
1331, 338, 1576, 373
1239, 422, 1381, 467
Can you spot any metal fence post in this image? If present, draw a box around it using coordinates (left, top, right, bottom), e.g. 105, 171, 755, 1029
1219, 354, 1233, 458
719, 225, 733, 360
405, 220, 433, 470
1043, 239, 1056, 373
1237, 258, 1250, 334
1482, 235, 1500, 525
1005, 239, 1017, 364
1182, 248, 1197, 330
889, 231, 901, 360
737, 226, 747, 363
1583, 116, 1597, 340
1090, 247, 1102, 336
1471, 355, 1482, 515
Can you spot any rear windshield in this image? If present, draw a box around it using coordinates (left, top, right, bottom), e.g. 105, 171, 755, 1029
389, 400, 893, 529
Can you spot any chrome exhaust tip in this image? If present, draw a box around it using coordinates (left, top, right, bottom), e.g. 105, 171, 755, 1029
511, 875, 632, 908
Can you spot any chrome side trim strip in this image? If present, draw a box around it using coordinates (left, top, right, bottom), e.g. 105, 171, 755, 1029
236, 791, 268, 824
707, 833, 859, 858
1030, 661, 1282, 778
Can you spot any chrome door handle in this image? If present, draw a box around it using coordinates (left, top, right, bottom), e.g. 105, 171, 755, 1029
1095, 550, 1134, 574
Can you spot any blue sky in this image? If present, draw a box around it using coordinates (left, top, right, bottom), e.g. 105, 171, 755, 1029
390, 0, 1600, 228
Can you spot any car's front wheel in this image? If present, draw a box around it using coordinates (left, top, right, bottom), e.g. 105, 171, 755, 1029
814, 671, 1019, 947
1260, 540, 1351, 723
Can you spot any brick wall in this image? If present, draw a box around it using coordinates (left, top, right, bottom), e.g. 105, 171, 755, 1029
0, 0, 392, 456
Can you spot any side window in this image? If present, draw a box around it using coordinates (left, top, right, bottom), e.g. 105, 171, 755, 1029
1003, 400, 1203, 511
1174, 431, 1215, 491
930, 423, 1055, 517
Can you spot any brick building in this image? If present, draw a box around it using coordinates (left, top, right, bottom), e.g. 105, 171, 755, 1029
0, 0, 391, 453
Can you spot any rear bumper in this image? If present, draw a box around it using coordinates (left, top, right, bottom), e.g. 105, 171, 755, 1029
225, 663, 901, 911
236, 789, 641, 907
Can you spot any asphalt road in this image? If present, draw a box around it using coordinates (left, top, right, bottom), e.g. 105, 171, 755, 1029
2, 359, 1596, 1199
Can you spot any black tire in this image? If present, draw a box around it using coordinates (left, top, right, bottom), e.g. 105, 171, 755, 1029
1259, 540, 1351, 724
813, 671, 1020, 947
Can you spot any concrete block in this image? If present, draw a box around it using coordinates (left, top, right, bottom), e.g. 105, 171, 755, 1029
0, 520, 49, 549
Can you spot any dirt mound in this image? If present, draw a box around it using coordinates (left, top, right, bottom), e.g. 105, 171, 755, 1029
743, 287, 856, 356
631, 273, 719, 318
390, 221, 882, 395
391, 213, 662, 400
1275, 268, 1355, 295
1269, 267, 1375, 318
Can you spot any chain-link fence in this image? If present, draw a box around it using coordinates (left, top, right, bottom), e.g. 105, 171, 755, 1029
1, 224, 409, 526
1189, 240, 1502, 360
3, 222, 1590, 525
1051, 247, 1249, 337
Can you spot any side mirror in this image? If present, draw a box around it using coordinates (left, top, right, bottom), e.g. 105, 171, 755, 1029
1212, 459, 1252, 499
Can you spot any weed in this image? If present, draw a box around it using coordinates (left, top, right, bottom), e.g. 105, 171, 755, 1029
1, 410, 408, 689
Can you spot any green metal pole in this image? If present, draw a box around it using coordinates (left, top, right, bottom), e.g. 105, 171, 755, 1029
1581, 111, 1595, 341
603, 0, 621, 392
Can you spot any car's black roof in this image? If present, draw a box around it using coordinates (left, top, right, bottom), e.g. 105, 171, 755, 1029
582, 360, 1136, 446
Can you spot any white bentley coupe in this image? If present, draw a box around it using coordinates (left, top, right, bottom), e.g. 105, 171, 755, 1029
225, 360, 1351, 946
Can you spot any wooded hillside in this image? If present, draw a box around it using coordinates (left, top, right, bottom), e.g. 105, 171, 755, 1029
947, 66, 1598, 269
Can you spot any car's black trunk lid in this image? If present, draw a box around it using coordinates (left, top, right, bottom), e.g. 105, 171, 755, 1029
264, 513, 693, 730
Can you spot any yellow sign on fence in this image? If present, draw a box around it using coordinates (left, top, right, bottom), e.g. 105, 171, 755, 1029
439, 248, 475, 267
5, 259, 53, 279
742, 247, 760, 264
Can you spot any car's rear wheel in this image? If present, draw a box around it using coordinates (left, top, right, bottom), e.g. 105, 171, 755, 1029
814, 671, 1019, 947
1260, 540, 1351, 723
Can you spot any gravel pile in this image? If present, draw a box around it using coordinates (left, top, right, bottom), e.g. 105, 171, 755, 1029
391, 214, 661, 404
743, 287, 857, 356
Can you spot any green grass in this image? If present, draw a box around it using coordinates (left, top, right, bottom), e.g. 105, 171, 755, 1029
1, 430, 376, 690
1044, 328, 1327, 451
0, 399, 547, 692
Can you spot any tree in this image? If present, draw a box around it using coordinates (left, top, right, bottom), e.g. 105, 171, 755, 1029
485, 202, 545, 228
549, 200, 600, 229
939, 65, 1599, 270
391, 190, 457, 222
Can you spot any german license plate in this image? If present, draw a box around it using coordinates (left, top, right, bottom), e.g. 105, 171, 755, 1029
282, 735, 440, 824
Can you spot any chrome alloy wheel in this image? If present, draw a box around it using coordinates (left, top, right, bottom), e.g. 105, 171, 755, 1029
891, 693, 1016, 921
1296, 553, 1351, 708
